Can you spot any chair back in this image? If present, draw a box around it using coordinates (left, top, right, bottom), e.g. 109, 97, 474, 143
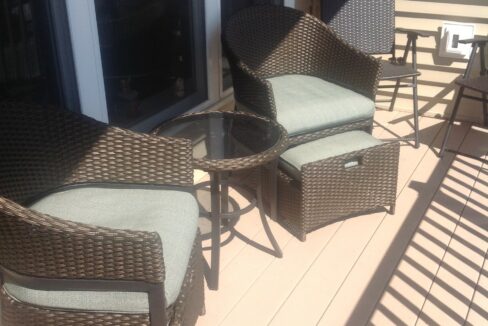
461, 38, 488, 79
223, 5, 335, 78
0, 103, 107, 204
321, 0, 395, 54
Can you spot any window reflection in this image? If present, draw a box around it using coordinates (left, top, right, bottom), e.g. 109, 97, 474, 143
95, 0, 206, 127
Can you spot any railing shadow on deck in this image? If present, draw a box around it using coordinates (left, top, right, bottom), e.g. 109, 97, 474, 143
345, 126, 488, 325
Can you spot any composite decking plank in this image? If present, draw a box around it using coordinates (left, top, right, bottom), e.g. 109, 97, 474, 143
201, 186, 265, 272
196, 174, 294, 325
464, 155, 488, 326
370, 128, 487, 325
465, 253, 488, 326
416, 142, 488, 325
196, 211, 294, 326
268, 115, 443, 326
219, 221, 344, 326
316, 121, 471, 326
372, 110, 402, 139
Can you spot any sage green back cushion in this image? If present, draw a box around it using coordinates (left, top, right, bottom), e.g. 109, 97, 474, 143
266, 74, 375, 136
4, 186, 199, 313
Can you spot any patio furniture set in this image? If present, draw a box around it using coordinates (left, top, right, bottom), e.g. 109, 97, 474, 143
1, 3, 485, 326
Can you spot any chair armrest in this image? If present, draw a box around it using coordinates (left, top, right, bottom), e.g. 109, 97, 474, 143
395, 28, 431, 38
316, 32, 382, 101
222, 32, 277, 118
0, 197, 165, 283
69, 126, 194, 187
228, 59, 278, 118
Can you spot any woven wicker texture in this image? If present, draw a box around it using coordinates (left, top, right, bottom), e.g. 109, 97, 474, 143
0, 236, 204, 326
0, 102, 193, 204
0, 197, 165, 282
1, 288, 151, 326
0, 102, 204, 325
263, 141, 399, 241
322, 0, 395, 54
223, 5, 381, 125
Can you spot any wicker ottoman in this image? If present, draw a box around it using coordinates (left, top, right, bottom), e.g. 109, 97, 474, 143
270, 130, 400, 241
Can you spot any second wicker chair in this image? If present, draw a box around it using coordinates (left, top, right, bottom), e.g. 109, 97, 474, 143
222, 5, 381, 147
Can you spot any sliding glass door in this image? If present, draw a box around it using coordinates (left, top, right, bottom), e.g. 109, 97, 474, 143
0, 0, 78, 111
93, 0, 206, 128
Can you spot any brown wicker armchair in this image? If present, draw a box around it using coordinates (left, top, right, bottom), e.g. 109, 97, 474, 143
222, 5, 381, 146
0, 103, 204, 326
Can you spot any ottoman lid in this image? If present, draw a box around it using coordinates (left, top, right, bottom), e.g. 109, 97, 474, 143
280, 130, 383, 179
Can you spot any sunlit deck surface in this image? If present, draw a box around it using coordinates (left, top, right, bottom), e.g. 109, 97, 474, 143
196, 109, 488, 326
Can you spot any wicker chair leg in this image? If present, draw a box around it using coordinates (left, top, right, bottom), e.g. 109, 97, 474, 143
389, 204, 396, 215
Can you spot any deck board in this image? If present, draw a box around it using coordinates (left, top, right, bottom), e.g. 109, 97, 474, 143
465, 154, 488, 326
219, 220, 343, 326
416, 131, 488, 325
316, 117, 464, 326
370, 128, 487, 325
195, 112, 486, 326
465, 254, 488, 326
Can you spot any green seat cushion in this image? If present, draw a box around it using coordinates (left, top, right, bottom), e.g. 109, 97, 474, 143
4, 186, 199, 313
281, 131, 383, 178
267, 74, 375, 136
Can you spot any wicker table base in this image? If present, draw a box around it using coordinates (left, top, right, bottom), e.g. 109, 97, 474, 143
153, 111, 288, 290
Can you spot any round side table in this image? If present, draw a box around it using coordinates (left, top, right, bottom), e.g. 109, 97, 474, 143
154, 111, 288, 290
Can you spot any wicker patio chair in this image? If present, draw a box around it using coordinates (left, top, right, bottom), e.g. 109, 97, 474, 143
222, 5, 381, 147
440, 37, 488, 158
0, 103, 204, 326
321, 0, 430, 148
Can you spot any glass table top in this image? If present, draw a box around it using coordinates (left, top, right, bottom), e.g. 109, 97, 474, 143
155, 111, 287, 170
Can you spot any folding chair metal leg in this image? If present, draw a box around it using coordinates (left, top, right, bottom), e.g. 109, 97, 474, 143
389, 79, 401, 112
440, 87, 464, 157
412, 76, 420, 148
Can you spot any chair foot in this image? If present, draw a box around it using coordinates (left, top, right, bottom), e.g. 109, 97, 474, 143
389, 205, 396, 215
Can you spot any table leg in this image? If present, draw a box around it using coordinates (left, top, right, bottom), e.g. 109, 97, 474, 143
269, 160, 279, 221
257, 160, 283, 258
209, 172, 221, 290
220, 172, 229, 226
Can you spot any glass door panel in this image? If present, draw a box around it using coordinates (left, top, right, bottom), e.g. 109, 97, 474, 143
94, 0, 206, 128
0, 0, 77, 110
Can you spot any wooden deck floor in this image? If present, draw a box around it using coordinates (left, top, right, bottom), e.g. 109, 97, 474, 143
196, 110, 488, 326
